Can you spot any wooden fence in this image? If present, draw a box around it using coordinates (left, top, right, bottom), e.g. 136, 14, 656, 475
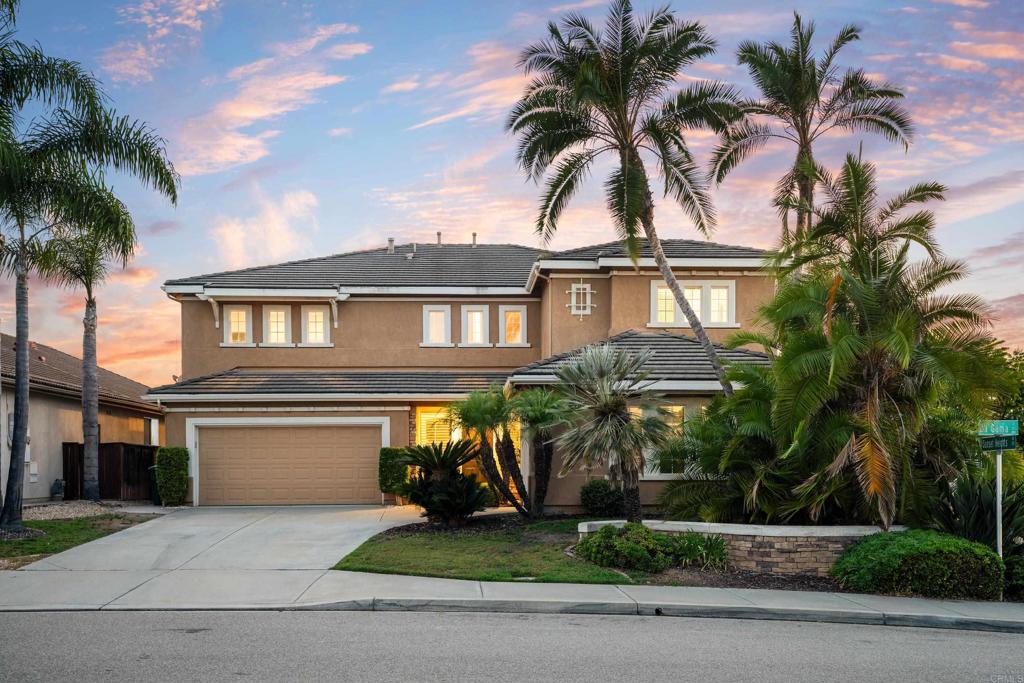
62, 442, 158, 501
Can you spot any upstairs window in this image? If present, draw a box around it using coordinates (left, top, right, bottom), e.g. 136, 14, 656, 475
649, 281, 736, 328
222, 305, 253, 346
301, 305, 331, 346
421, 305, 452, 347
460, 305, 491, 347
498, 305, 528, 346
260, 306, 292, 346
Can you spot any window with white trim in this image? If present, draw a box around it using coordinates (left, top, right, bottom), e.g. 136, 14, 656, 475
222, 305, 253, 345
649, 280, 737, 328
421, 305, 452, 346
460, 305, 490, 347
301, 305, 331, 345
261, 305, 292, 346
568, 283, 594, 316
642, 404, 686, 480
498, 305, 528, 346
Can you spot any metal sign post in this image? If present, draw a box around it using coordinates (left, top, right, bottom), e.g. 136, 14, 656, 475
979, 420, 1020, 559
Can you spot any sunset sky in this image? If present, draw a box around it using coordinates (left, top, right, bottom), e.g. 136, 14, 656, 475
4, 0, 1023, 386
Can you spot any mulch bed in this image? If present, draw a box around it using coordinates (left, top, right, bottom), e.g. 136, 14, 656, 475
380, 512, 544, 538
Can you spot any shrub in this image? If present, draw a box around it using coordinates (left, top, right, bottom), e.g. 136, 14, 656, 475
580, 478, 623, 517
155, 446, 189, 506
1006, 556, 1024, 602
480, 483, 500, 508
378, 447, 408, 495
575, 523, 728, 573
401, 473, 488, 527
831, 529, 1004, 600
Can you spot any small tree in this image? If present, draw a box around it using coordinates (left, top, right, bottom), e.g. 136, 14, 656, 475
510, 388, 566, 518
554, 345, 669, 522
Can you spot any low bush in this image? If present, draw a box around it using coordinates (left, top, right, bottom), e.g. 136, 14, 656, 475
580, 478, 624, 518
1005, 555, 1024, 602
155, 446, 189, 506
831, 529, 1004, 600
401, 474, 488, 527
575, 523, 728, 573
378, 447, 408, 495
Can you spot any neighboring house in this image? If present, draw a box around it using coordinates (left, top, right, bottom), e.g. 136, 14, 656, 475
0, 334, 164, 502
147, 236, 771, 508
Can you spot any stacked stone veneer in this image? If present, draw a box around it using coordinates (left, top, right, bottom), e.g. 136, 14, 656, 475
577, 521, 901, 577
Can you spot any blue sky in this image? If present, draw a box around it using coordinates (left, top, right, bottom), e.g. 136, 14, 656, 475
5, 0, 1023, 385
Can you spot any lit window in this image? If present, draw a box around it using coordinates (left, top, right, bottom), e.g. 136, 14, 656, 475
422, 305, 451, 346
416, 407, 457, 445
569, 283, 594, 316
268, 310, 287, 343
460, 305, 490, 346
301, 306, 330, 345
656, 287, 675, 323
684, 287, 702, 320
261, 306, 292, 345
230, 310, 247, 343
499, 305, 527, 346
710, 287, 729, 324
223, 305, 252, 345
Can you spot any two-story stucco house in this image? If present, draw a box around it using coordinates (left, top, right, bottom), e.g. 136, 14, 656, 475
146, 236, 771, 508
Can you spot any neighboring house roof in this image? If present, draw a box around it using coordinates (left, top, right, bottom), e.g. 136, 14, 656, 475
163, 243, 544, 290
0, 333, 159, 414
548, 238, 768, 261
508, 330, 770, 387
146, 368, 509, 400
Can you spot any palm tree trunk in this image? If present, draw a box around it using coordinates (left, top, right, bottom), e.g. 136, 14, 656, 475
530, 436, 553, 519
476, 434, 528, 515
81, 295, 100, 501
497, 429, 531, 514
622, 483, 642, 523
639, 194, 734, 396
795, 146, 815, 241
0, 253, 30, 530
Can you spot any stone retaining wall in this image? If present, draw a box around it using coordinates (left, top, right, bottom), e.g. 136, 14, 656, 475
578, 521, 900, 577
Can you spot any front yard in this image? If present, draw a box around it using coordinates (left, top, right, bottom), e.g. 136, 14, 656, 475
0, 508, 156, 569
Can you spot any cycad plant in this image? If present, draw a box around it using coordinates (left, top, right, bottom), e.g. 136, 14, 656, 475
711, 13, 913, 240
508, 0, 743, 394
555, 344, 669, 522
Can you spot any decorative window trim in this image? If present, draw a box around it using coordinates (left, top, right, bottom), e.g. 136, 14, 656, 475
421, 305, 454, 347
300, 305, 332, 347
497, 304, 529, 347
567, 282, 595, 317
459, 304, 492, 347
221, 304, 253, 346
259, 305, 294, 347
647, 280, 739, 329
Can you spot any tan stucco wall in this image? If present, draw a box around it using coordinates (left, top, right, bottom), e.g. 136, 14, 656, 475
0, 389, 163, 502
181, 298, 543, 379
542, 276, 613, 356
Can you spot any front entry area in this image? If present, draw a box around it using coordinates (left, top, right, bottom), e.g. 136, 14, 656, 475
195, 421, 384, 506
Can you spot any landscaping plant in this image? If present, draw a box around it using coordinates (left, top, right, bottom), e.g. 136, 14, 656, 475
155, 447, 189, 507
576, 523, 728, 573
830, 529, 1004, 600
399, 440, 487, 527
510, 387, 566, 518
377, 447, 408, 497
579, 479, 624, 518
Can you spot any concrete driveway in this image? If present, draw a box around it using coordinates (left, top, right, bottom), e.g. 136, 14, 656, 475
0, 505, 422, 610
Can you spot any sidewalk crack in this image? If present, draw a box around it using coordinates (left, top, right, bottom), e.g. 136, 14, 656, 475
98, 570, 171, 610
613, 585, 639, 614
292, 570, 330, 605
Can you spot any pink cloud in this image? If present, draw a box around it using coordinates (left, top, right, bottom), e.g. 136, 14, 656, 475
327, 127, 352, 137
382, 78, 421, 94
324, 43, 373, 60
108, 266, 158, 287
923, 53, 989, 72
952, 41, 1024, 61
270, 22, 358, 57
211, 188, 319, 270
931, 0, 989, 7
992, 294, 1024, 351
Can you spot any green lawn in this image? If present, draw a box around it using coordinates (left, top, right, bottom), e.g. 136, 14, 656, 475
334, 517, 638, 584
0, 514, 152, 569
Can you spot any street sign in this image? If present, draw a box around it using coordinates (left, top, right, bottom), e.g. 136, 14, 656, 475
979, 420, 1019, 437
981, 435, 1017, 451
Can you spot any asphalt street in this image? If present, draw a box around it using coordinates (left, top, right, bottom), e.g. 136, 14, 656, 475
1, 610, 1021, 682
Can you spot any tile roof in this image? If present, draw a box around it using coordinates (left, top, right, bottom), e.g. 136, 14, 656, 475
510, 330, 770, 384
0, 333, 158, 413
164, 243, 544, 289
548, 238, 768, 260
147, 369, 509, 397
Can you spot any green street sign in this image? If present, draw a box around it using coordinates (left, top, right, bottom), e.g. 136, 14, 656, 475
981, 435, 1017, 452
979, 420, 1019, 437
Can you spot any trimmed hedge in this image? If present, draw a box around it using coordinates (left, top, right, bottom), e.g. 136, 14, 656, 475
1005, 555, 1024, 602
576, 523, 728, 573
831, 529, 1004, 600
580, 478, 624, 517
378, 447, 408, 494
155, 446, 189, 506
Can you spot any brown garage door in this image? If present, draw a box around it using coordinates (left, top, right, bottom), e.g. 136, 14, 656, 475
197, 425, 382, 505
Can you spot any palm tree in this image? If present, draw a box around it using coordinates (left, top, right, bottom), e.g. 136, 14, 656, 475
37, 210, 136, 502
507, 0, 742, 395
510, 387, 566, 518
554, 344, 669, 522
0, 1, 178, 529
711, 13, 913, 241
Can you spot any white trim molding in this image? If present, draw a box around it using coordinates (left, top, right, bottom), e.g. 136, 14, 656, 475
421, 304, 453, 347
145, 392, 478, 403
166, 405, 410, 413
185, 416, 391, 507
506, 376, 730, 393
459, 304, 491, 347
221, 304, 253, 346
497, 304, 529, 347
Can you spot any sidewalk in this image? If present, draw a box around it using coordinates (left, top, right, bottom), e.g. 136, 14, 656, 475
2, 568, 1023, 633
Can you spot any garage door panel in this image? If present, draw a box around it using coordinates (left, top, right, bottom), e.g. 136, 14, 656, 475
197, 424, 382, 505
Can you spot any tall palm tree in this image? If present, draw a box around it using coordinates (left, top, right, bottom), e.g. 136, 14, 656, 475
510, 387, 566, 518
0, 1, 178, 530
37, 207, 137, 502
507, 0, 742, 395
711, 13, 913, 240
555, 344, 669, 522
